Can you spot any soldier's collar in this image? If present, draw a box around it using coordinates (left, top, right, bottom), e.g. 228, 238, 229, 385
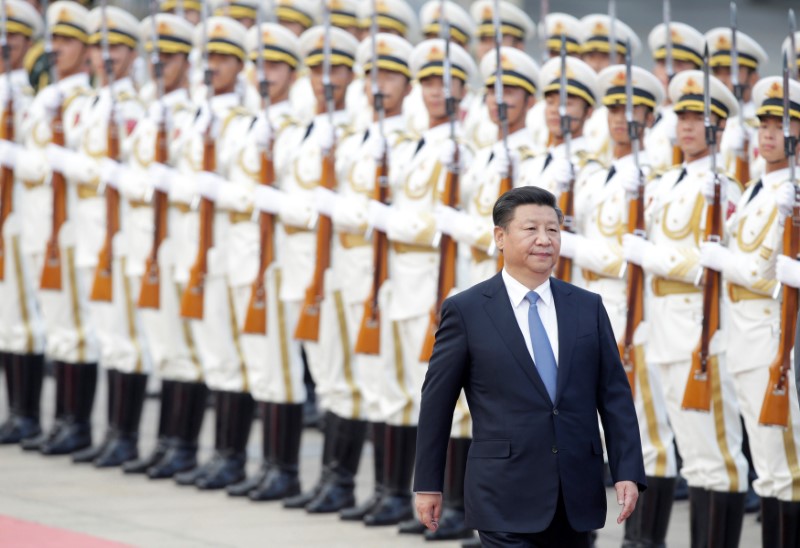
763, 167, 791, 189
683, 152, 715, 175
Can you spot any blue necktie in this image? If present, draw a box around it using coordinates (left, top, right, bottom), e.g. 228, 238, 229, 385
526, 291, 558, 402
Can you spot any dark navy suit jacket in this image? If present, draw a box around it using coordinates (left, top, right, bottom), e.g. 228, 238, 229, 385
413, 273, 646, 534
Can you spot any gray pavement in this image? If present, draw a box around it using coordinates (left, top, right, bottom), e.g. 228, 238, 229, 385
0, 373, 761, 547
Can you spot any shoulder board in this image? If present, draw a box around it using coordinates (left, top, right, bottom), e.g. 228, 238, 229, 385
517, 146, 538, 161
116, 91, 143, 105
744, 117, 759, 130
576, 150, 604, 169
337, 123, 357, 140
62, 88, 91, 111
723, 170, 745, 193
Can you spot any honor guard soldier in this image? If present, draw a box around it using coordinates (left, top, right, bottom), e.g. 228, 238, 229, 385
170, 15, 258, 491
364, 37, 476, 528
222, 20, 304, 501
622, 70, 749, 547
463, 0, 535, 151
277, 0, 320, 126
159, 0, 201, 25
644, 21, 704, 175
121, 12, 206, 479
701, 75, 800, 548
706, 27, 768, 185
563, 64, 677, 548
0, 0, 45, 445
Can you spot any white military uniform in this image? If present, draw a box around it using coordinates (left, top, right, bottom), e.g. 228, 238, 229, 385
518, 135, 591, 197
720, 101, 765, 184
644, 106, 679, 176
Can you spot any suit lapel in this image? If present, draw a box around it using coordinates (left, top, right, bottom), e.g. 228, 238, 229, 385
482, 273, 553, 404
551, 278, 576, 405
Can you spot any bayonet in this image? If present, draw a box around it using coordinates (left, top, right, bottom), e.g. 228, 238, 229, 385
608, 0, 617, 65
492, 0, 508, 154
790, 9, 798, 81
540, 0, 549, 63
558, 33, 572, 167
663, 0, 673, 82
322, 2, 334, 123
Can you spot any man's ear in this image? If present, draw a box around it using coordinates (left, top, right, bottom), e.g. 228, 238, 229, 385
494, 226, 505, 253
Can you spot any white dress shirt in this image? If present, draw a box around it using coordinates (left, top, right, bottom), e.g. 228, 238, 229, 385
501, 269, 560, 366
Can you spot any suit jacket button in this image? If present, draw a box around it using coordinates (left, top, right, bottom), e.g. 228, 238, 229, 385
553, 409, 559, 415
552, 446, 558, 454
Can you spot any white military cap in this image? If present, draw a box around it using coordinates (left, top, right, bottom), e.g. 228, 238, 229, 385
539, 55, 599, 107
648, 22, 704, 68
669, 70, 739, 119
579, 14, 641, 57
211, 0, 260, 22
419, 0, 473, 47
246, 22, 301, 68
141, 13, 195, 55
160, 0, 202, 14
470, 0, 535, 42
356, 33, 414, 78
300, 25, 359, 68
410, 38, 477, 84
360, 0, 417, 40
88, 6, 140, 49
539, 13, 581, 55
276, 0, 320, 32
327, 0, 360, 30
4, 0, 44, 39
598, 64, 665, 110
705, 27, 768, 71
752, 76, 800, 121
195, 16, 248, 61
47, 1, 91, 44
480, 46, 539, 96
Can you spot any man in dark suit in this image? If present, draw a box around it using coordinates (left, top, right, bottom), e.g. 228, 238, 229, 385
414, 187, 646, 547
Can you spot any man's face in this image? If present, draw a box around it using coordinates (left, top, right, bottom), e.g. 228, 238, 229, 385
757, 116, 800, 164
310, 64, 353, 107
544, 92, 592, 137
653, 58, 697, 91
157, 51, 190, 91
420, 75, 465, 120
581, 50, 624, 73
712, 65, 757, 102
676, 110, 720, 158
208, 52, 243, 94
108, 43, 136, 80
486, 85, 535, 127
52, 34, 87, 78
0, 33, 30, 72
475, 34, 522, 62
280, 19, 306, 37
495, 204, 561, 277
264, 60, 295, 102
606, 104, 652, 145
364, 68, 411, 114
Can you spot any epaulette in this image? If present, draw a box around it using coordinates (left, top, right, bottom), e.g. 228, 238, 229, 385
116, 91, 144, 106
723, 170, 745, 193
62, 88, 92, 112
337, 122, 357, 141
517, 145, 537, 161
576, 150, 605, 169
744, 117, 759, 130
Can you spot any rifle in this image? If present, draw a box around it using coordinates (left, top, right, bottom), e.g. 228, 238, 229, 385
294, 4, 336, 341
664, 0, 683, 165
554, 34, 575, 282
181, 0, 215, 319
490, 0, 511, 272
138, 2, 168, 309
730, 1, 750, 185
243, 3, 275, 335
539, 0, 549, 63
608, 0, 617, 65
40, 3, 67, 291
354, 0, 388, 355
790, 10, 798, 82
0, 0, 14, 281
419, 0, 459, 362
681, 44, 721, 412
759, 53, 798, 427
90, 0, 121, 302
618, 43, 644, 396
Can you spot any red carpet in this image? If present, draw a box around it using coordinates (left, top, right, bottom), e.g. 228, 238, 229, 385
0, 516, 132, 547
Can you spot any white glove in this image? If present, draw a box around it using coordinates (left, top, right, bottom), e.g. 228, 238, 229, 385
100, 158, 122, 188
253, 184, 285, 215
367, 199, 393, 232
622, 233, 653, 266
369, 133, 388, 162
314, 186, 340, 217
0, 139, 20, 169
434, 204, 461, 236
148, 162, 173, 193
39, 86, 62, 117
701, 174, 727, 205
492, 143, 519, 179
776, 182, 796, 219
315, 117, 335, 153
196, 171, 222, 201
777, 254, 800, 289
194, 106, 219, 138
438, 140, 466, 171
699, 241, 732, 273
548, 156, 573, 195
617, 163, 643, 194
723, 122, 747, 155
665, 113, 677, 144
559, 230, 578, 259
147, 100, 166, 125
45, 143, 77, 173
252, 113, 273, 150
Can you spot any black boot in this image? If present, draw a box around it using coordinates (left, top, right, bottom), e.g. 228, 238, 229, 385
148, 381, 208, 479
424, 437, 473, 541
779, 500, 800, 548
40, 362, 97, 455
249, 403, 303, 501
228, 401, 272, 497
688, 487, 711, 548
124, 379, 176, 474
284, 410, 340, 509
306, 416, 367, 513
196, 391, 254, 490
175, 390, 226, 486
73, 369, 119, 463
623, 475, 675, 548
707, 490, 746, 548
340, 422, 386, 521
0, 353, 18, 440
364, 425, 416, 526
95, 372, 148, 467
761, 497, 779, 548
23, 360, 68, 451
0, 354, 44, 444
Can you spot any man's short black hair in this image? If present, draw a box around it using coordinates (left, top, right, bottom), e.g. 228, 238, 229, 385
493, 186, 564, 229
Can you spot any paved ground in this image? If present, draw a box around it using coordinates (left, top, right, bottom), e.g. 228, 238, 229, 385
0, 373, 762, 547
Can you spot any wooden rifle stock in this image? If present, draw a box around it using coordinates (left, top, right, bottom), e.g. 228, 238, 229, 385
354, 151, 389, 355
180, 129, 216, 319
242, 147, 276, 334
137, 119, 169, 309
494, 166, 513, 272
419, 152, 460, 362
555, 172, 575, 282
681, 180, 722, 412
734, 138, 750, 187
0, 95, 14, 281
758, 197, 800, 427
40, 104, 67, 290
89, 113, 121, 302
672, 144, 684, 166
294, 148, 336, 341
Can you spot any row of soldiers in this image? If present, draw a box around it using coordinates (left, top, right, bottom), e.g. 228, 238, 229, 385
1, 0, 800, 547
